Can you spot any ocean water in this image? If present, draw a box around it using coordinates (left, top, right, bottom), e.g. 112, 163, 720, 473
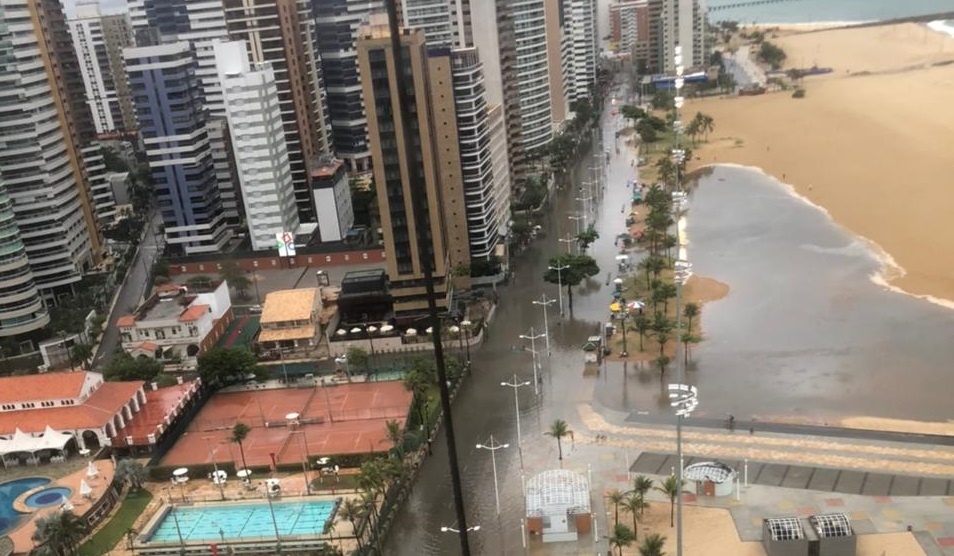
707, 0, 953, 24
679, 166, 954, 422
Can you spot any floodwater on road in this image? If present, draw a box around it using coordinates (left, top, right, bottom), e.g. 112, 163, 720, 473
385, 83, 954, 555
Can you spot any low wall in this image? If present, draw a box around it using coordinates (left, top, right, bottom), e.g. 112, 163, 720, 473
166, 249, 386, 276
328, 329, 484, 358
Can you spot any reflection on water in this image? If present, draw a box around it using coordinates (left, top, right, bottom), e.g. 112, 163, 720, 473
595, 165, 954, 423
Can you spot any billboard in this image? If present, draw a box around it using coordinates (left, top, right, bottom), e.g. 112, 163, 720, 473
276, 231, 296, 257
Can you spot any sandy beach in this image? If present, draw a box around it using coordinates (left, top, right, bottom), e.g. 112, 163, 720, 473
688, 22, 954, 303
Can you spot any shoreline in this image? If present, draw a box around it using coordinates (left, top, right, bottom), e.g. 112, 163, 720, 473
688, 21, 954, 306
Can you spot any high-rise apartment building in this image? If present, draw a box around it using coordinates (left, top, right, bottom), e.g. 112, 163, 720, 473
68, 2, 123, 135
401, 0, 510, 264
312, 0, 384, 174
215, 41, 300, 252
124, 42, 232, 255
563, 0, 598, 103
512, 0, 554, 153
610, 0, 651, 71
0, 0, 102, 302
100, 12, 138, 132
0, 176, 49, 339
357, 18, 470, 314
656, 0, 704, 73
222, 0, 330, 224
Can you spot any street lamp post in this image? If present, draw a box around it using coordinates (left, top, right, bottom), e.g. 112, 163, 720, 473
263, 482, 282, 552
547, 264, 569, 317
501, 375, 531, 468
476, 435, 509, 515
531, 294, 554, 356
559, 233, 575, 254
568, 214, 584, 236
366, 325, 378, 368
441, 526, 481, 534
519, 328, 546, 395
204, 437, 226, 501
293, 431, 312, 494
460, 320, 472, 367
613, 310, 629, 357
576, 195, 594, 228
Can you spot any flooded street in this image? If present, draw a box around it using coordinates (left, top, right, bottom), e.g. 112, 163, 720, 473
386, 82, 954, 554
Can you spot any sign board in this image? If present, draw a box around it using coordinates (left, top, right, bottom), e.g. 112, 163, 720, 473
276, 231, 296, 257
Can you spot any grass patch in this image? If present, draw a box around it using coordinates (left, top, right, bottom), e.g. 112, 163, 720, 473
78, 489, 153, 556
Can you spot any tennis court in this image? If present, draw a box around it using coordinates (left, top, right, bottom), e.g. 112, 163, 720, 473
160, 381, 413, 468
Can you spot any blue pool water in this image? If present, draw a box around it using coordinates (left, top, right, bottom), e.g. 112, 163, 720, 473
0, 477, 51, 536
24, 487, 72, 508
147, 501, 338, 543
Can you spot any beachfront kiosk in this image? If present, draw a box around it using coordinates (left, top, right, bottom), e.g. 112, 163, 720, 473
525, 469, 592, 543
683, 461, 737, 497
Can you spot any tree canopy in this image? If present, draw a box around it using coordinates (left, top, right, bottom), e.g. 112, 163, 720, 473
103, 352, 163, 382
197, 347, 262, 386
543, 254, 600, 312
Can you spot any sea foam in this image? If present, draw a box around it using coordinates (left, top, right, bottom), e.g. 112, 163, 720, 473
927, 20, 954, 39
702, 163, 954, 311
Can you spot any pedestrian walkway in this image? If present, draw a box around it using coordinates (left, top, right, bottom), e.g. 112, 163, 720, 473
632, 452, 954, 496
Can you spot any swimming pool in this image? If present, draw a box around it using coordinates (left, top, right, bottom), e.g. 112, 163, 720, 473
0, 477, 51, 536
145, 500, 339, 543
24, 486, 72, 508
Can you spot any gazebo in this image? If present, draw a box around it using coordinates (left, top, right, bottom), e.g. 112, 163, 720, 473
525, 469, 592, 543
0, 426, 74, 467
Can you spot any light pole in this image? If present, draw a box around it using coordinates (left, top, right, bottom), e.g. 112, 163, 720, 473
293, 431, 311, 494
568, 214, 584, 236
441, 525, 481, 534
531, 294, 554, 356
547, 264, 569, 317
263, 481, 282, 552
613, 310, 629, 357
576, 195, 593, 228
476, 435, 509, 515
169, 505, 187, 555
501, 375, 531, 468
366, 325, 378, 369
204, 437, 226, 501
558, 233, 575, 254
460, 320, 472, 367
519, 328, 546, 395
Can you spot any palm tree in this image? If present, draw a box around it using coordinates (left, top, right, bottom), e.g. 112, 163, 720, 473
381, 419, 407, 459
339, 499, 364, 551
608, 523, 636, 556
701, 113, 715, 142
638, 533, 667, 556
623, 493, 649, 540
70, 343, 93, 370
681, 332, 702, 366
632, 313, 651, 351
115, 459, 146, 491
656, 475, 684, 527
32, 511, 86, 556
545, 419, 573, 461
683, 302, 700, 335
632, 475, 654, 507
684, 118, 701, 146
607, 489, 626, 526
230, 422, 251, 473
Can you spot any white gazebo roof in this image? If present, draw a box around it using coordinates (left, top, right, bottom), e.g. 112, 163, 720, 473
0, 426, 73, 457
525, 469, 591, 517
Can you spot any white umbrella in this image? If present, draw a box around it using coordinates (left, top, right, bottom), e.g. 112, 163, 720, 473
448, 325, 460, 333
335, 329, 347, 336
379, 324, 394, 333
405, 328, 417, 336
613, 278, 624, 284
425, 327, 433, 334
460, 320, 472, 328
79, 480, 93, 498
172, 467, 189, 477
86, 461, 99, 478
236, 469, 252, 479
349, 327, 361, 334
626, 300, 646, 311
62, 501, 74, 512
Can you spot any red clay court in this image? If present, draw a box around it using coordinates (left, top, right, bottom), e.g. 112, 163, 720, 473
159, 381, 412, 468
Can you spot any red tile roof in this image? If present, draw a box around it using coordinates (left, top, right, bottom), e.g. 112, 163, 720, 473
117, 315, 136, 327
178, 304, 209, 322
0, 371, 88, 404
133, 341, 158, 352
116, 383, 195, 445
0, 381, 144, 435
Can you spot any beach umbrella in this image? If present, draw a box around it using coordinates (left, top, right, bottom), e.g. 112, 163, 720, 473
173, 467, 189, 478
86, 461, 99, 478
448, 325, 460, 333
379, 324, 394, 333
62, 500, 74, 512
626, 300, 645, 311
609, 302, 621, 312
79, 480, 92, 498
405, 328, 417, 336
236, 469, 252, 479
349, 327, 361, 334
335, 329, 346, 336
425, 327, 433, 334
460, 320, 472, 328
613, 278, 623, 284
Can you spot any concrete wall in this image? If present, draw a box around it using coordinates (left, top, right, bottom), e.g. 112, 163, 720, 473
167, 249, 386, 275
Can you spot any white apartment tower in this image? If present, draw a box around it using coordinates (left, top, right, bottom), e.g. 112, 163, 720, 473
512, 0, 554, 152
564, 0, 598, 103
214, 41, 299, 251
661, 0, 705, 72
68, 2, 119, 134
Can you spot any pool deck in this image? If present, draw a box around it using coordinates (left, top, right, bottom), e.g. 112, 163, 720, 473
6, 459, 115, 555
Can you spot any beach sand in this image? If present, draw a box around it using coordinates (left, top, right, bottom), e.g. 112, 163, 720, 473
607, 502, 923, 555
688, 23, 954, 302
